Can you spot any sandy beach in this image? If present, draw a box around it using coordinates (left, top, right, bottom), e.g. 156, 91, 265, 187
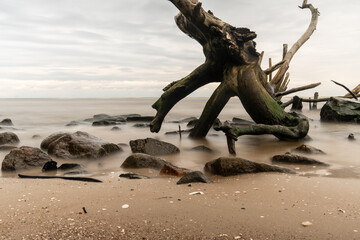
1, 173, 360, 240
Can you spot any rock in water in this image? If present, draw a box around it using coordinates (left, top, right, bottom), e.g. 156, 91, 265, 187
129, 138, 179, 155
41, 131, 122, 159
0, 132, 20, 145
160, 164, 190, 177
0, 118, 13, 126
177, 171, 212, 184
119, 172, 150, 179
2, 146, 52, 171
292, 144, 325, 154
320, 97, 360, 123
121, 153, 169, 170
204, 157, 295, 176
42, 160, 58, 171
271, 153, 329, 166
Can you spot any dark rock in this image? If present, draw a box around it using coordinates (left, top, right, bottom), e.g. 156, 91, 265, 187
292, 144, 325, 154
204, 157, 295, 176
271, 153, 329, 166
188, 145, 217, 153
320, 97, 360, 123
0, 118, 13, 126
2, 146, 52, 171
348, 133, 356, 140
170, 117, 198, 124
0, 145, 18, 151
32, 135, 41, 139
42, 160, 58, 172
160, 164, 190, 177
129, 138, 179, 155
66, 121, 80, 127
93, 114, 110, 119
121, 153, 168, 170
132, 123, 150, 128
119, 172, 150, 179
58, 163, 83, 171
41, 131, 122, 159
177, 171, 212, 184
126, 116, 154, 122
0, 132, 20, 145
186, 119, 198, 127
111, 126, 121, 131
92, 120, 117, 126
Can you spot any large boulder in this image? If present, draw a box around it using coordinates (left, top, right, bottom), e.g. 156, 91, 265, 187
271, 153, 329, 166
204, 157, 295, 176
121, 153, 169, 170
41, 131, 122, 159
2, 146, 52, 171
0, 132, 19, 145
129, 138, 179, 155
320, 97, 360, 123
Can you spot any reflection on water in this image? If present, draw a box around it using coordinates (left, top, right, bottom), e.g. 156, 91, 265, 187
0, 98, 359, 179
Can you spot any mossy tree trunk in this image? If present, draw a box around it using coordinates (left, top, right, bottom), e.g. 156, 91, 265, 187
150, 0, 319, 153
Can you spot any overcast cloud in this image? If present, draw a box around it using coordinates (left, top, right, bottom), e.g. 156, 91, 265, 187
0, 0, 359, 98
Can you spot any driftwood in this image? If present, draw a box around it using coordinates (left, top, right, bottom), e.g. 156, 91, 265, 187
331, 80, 358, 100
150, 0, 318, 154
275, 82, 321, 97
18, 174, 102, 183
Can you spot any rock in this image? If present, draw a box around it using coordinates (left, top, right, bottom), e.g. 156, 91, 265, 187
292, 144, 325, 154
92, 120, 117, 126
58, 163, 83, 171
0, 132, 20, 145
160, 164, 190, 177
121, 153, 169, 170
177, 171, 212, 184
32, 135, 41, 139
42, 160, 58, 171
93, 114, 110, 119
271, 153, 329, 166
0, 118, 13, 126
2, 146, 53, 171
320, 97, 360, 123
132, 123, 150, 128
348, 133, 356, 140
129, 138, 179, 155
126, 116, 154, 122
204, 157, 295, 176
0, 145, 17, 151
66, 121, 81, 127
119, 172, 150, 179
111, 126, 121, 131
41, 131, 122, 159
188, 145, 217, 153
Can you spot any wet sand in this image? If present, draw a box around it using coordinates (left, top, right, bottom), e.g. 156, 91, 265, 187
1, 173, 360, 240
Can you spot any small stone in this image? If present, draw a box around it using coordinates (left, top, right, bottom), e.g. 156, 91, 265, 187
348, 133, 355, 140
122, 204, 129, 209
301, 221, 312, 227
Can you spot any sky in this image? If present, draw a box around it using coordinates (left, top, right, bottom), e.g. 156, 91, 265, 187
0, 0, 359, 98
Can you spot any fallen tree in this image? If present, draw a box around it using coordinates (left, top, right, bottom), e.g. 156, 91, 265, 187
150, 0, 319, 154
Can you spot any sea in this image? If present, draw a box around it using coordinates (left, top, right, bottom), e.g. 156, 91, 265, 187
0, 98, 359, 179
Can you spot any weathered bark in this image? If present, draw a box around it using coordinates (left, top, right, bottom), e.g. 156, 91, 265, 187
151, 0, 318, 153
